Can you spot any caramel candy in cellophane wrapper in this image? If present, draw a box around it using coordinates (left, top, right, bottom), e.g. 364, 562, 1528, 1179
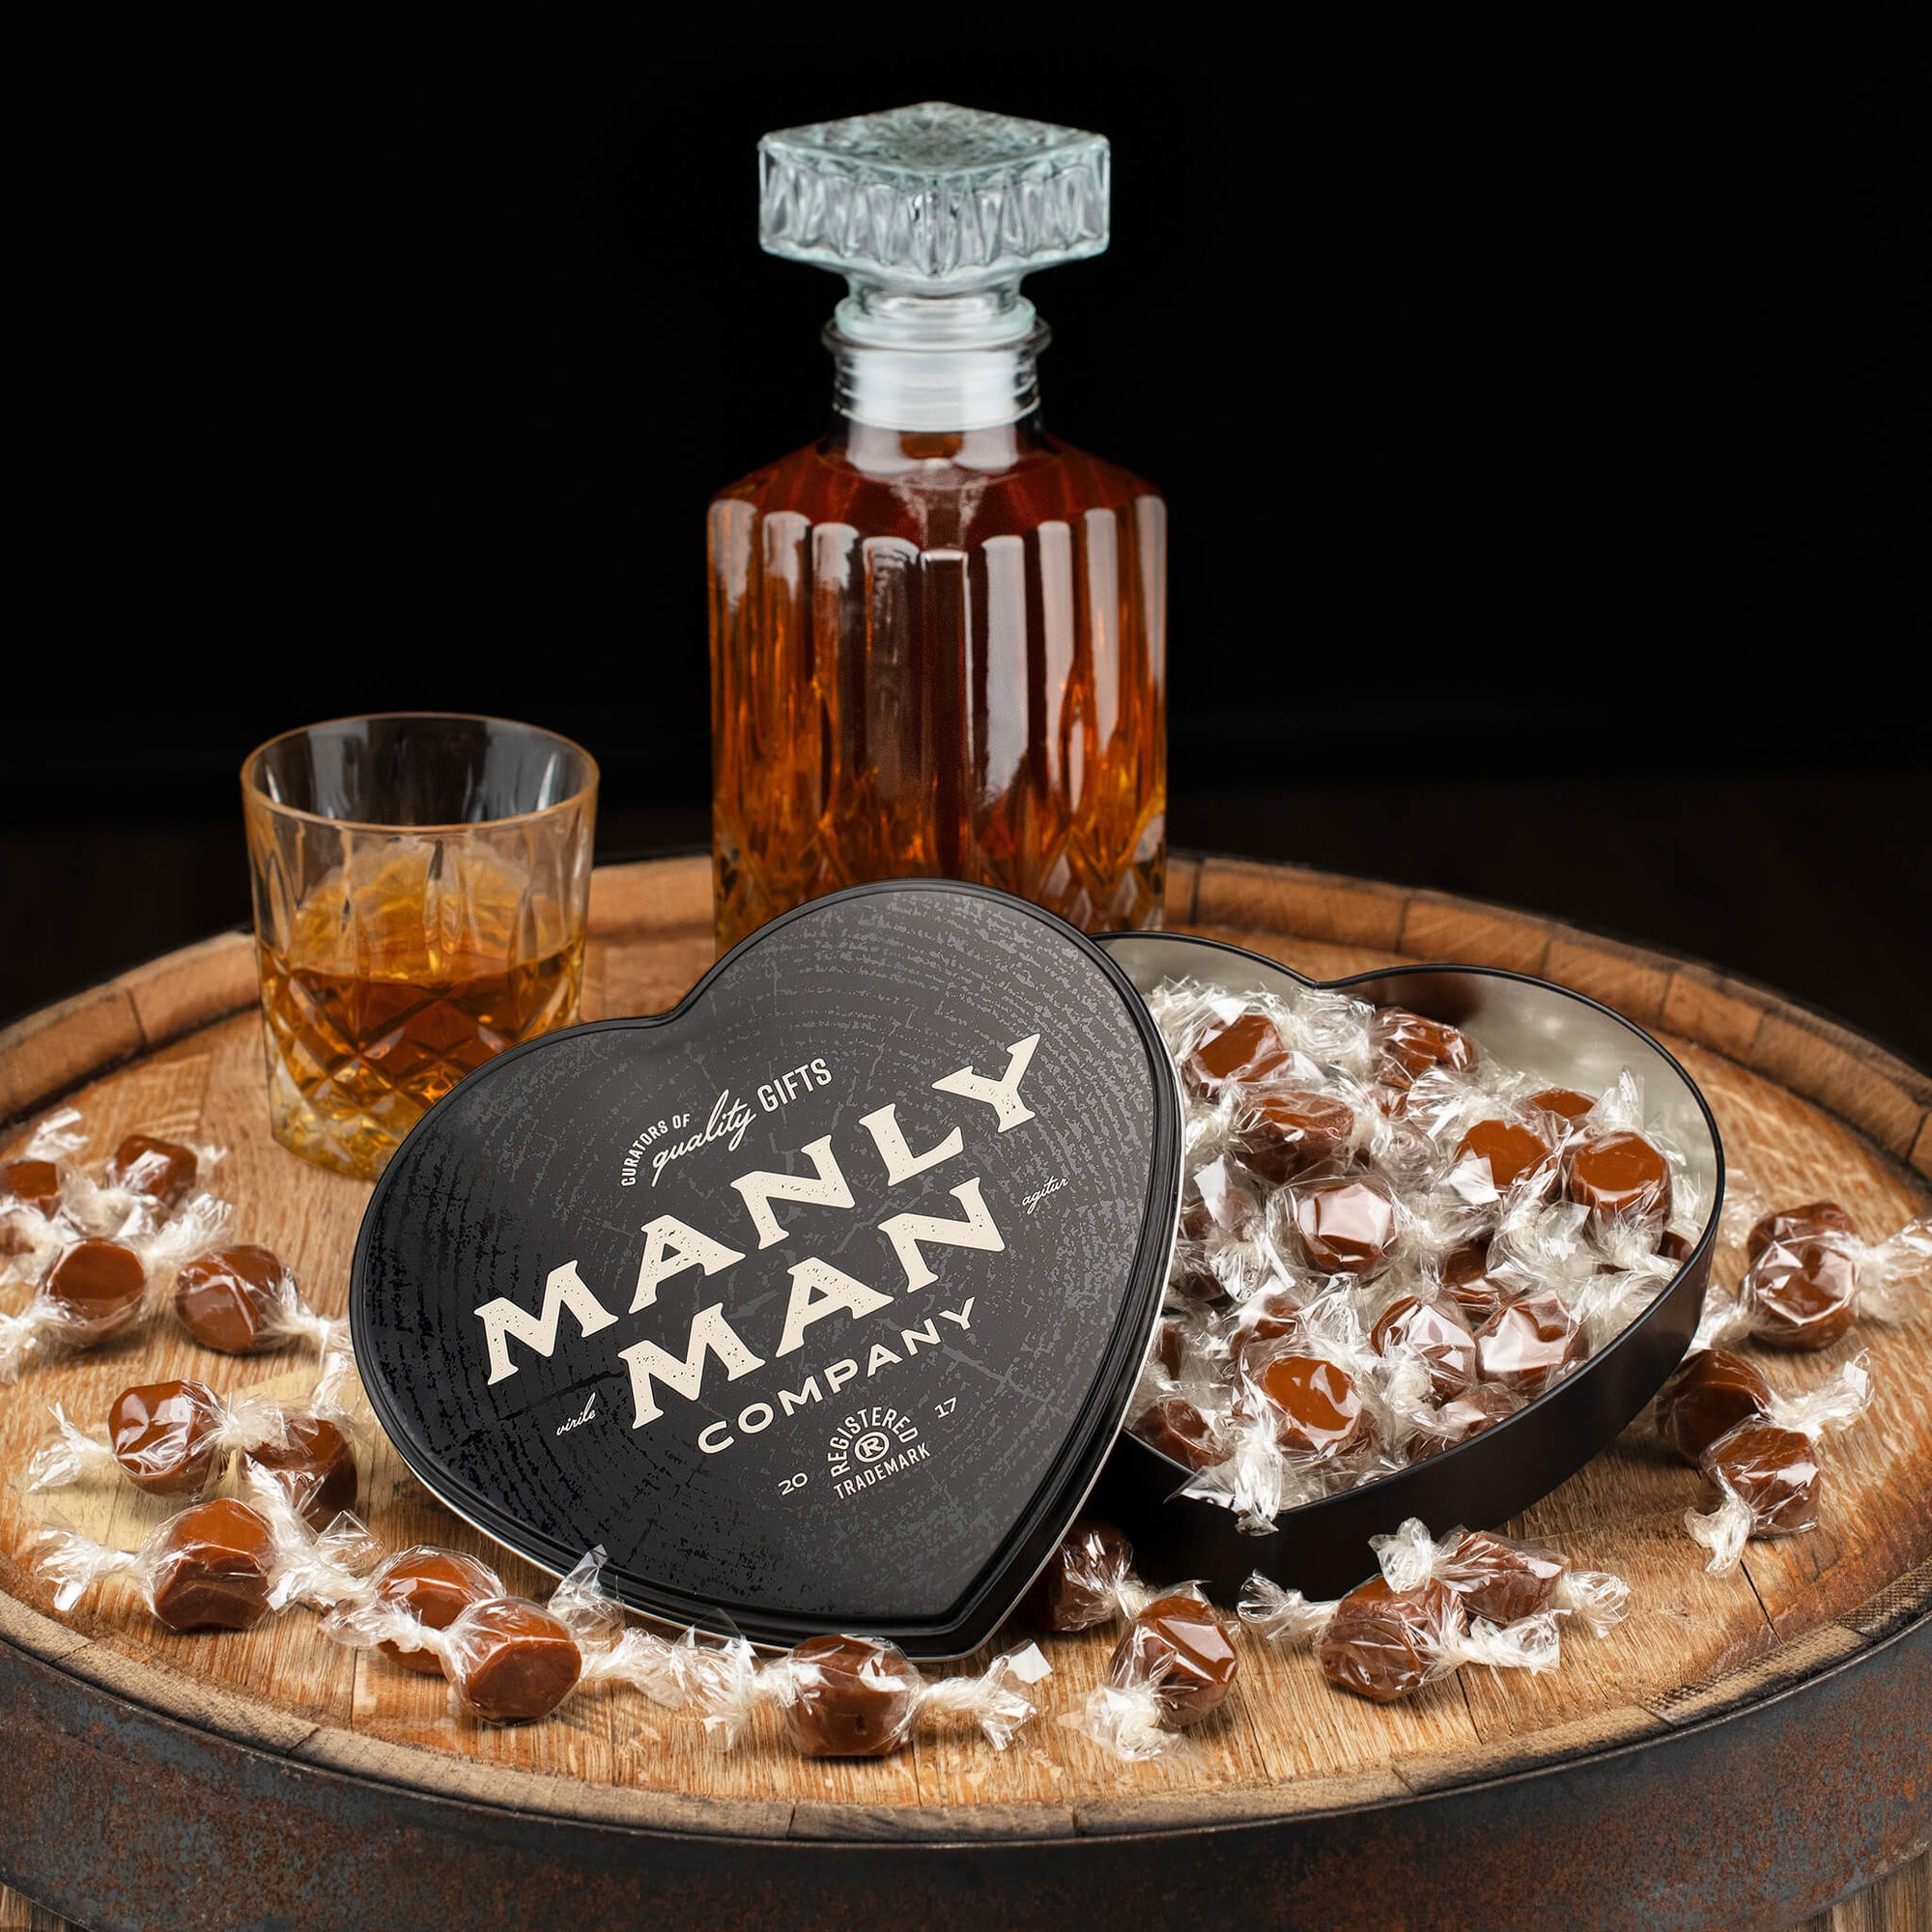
1069, 1587, 1240, 1759
691, 1631, 1050, 1758
1684, 1356, 1873, 1574
30, 1474, 378, 1634
1237, 1513, 1627, 1706
1, 1196, 233, 1383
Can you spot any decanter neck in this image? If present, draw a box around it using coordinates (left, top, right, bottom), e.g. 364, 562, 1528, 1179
828, 283, 1047, 432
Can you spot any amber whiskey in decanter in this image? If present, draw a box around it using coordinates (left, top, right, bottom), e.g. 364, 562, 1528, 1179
709, 102, 1166, 951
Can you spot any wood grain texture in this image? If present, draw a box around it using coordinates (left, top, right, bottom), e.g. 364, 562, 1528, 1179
1795, 1848, 1932, 1932
1, 853, 1927, 1928
0, 1882, 78, 1931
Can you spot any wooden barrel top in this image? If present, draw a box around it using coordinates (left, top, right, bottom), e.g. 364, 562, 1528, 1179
2, 853, 1928, 1932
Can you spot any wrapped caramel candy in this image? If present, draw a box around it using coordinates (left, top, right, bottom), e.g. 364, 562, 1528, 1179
1406, 1382, 1521, 1462
0, 1109, 87, 1249
1152, 1316, 1190, 1379
1132, 1394, 1224, 1472
1189, 1154, 1264, 1243
1435, 1236, 1511, 1318
694, 1631, 1050, 1757
244, 1410, 360, 1526
1654, 1349, 1775, 1463
1024, 1520, 1149, 1634
1743, 1236, 1858, 1350
1453, 1117, 1553, 1194
1239, 1569, 1561, 1704
0, 1195, 231, 1382
1113, 1591, 1240, 1725
1433, 1531, 1569, 1625
440, 1600, 588, 1723
1151, 980, 1378, 1098
1737, 1208, 1930, 1350
1187, 1010, 1293, 1094
0, 1156, 66, 1227
324, 1547, 706, 1724
103, 1135, 202, 1213
1371, 1008, 1476, 1108
1524, 1087, 1599, 1127
30, 1474, 377, 1634
1747, 1201, 1857, 1261
362, 1547, 505, 1676
1685, 1354, 1872, 1575
1690, 1202, 1930, 1357
1288, 1173, 1400, 1277
27, 1347, 362, 1520
1370, 1293, 1478, 1402
1221, 1286, 1303, 1378
1230, 1091, 1357, 1185
784, 1637, 926, 1755
29, 1381, 292, 1497
1566, 1130, 1673, 1236
27, 1242, 149, 1341
55, 1125, 228, 1241
173, 1242, 340, 1356
1182, 1304, 1404, 1532
1238, 1347, 1381, 1461
1069, 1585, 1240, 1759
1318, 1578, 1465, 1703
1369, 1517, 1631, 1634
1474, 1290, 1587, 1395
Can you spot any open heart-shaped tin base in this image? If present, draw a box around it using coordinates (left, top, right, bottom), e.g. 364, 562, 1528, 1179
1091, 932, 1724, 1604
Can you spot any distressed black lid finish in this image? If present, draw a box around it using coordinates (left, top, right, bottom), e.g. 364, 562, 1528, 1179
352, 881, 1180, 1659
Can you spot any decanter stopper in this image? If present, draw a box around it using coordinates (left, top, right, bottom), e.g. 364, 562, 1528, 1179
759, 101, 1109, 312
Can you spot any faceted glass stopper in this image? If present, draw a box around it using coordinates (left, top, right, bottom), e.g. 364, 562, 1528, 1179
759, 100, 1109, 290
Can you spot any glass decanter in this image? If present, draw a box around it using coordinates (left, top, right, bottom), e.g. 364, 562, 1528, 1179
708, 101, 1167, 951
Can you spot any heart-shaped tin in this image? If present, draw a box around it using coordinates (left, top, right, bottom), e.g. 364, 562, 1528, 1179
352, 881, 1180, 1659
1090, 931, 1725, 1603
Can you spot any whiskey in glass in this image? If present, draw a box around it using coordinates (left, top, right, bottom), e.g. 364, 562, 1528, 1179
242, 715, 597, 1180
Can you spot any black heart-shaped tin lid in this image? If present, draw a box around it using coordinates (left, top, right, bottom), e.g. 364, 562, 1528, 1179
351, 880, 1181, 1659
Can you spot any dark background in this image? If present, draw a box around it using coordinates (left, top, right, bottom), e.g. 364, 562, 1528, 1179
7, 31, 1928, 1061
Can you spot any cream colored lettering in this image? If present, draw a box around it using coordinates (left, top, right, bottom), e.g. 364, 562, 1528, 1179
779, 1376, 824, 1415
775, 1257, 895, 1357
931, 1035, 1039, 1131
857, 1103, 963, 1185
475, 1260, 619, 1385
877, 1177, 1004, 1292
620, 1304, 766, 1426
631, 1215, 746, 1313
730, 1135, 855, 1249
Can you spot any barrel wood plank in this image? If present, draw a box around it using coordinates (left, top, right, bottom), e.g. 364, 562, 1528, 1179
1, 852, 1927, 1932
